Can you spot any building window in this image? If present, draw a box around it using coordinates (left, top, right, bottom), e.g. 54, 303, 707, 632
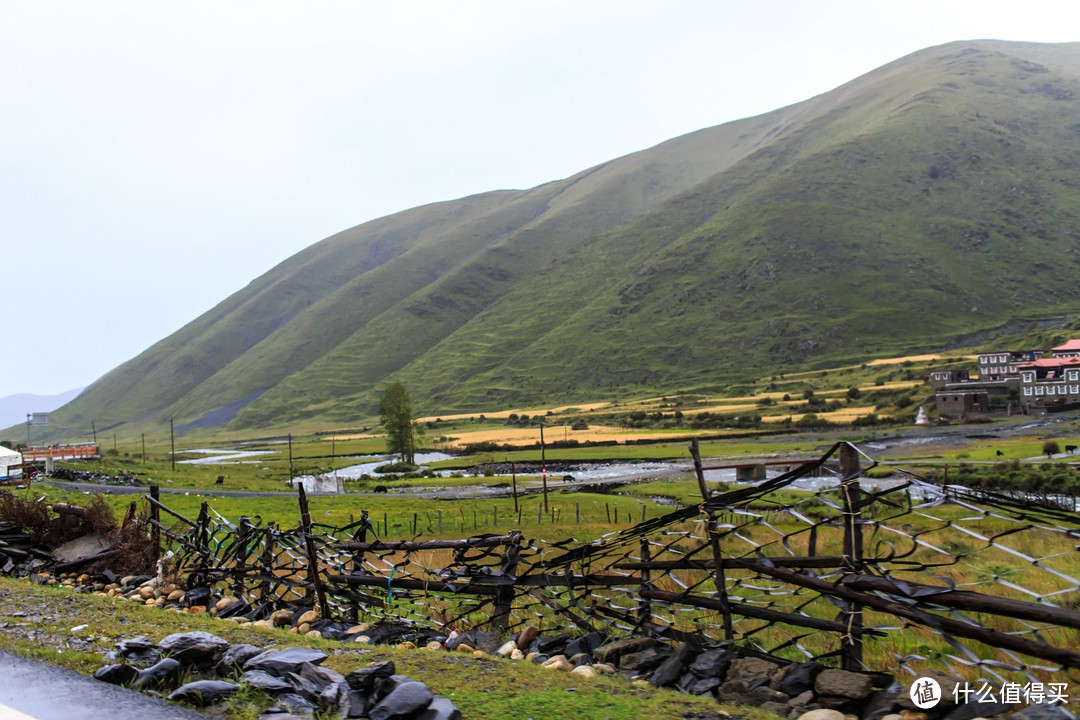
1024, 388, 1033, 396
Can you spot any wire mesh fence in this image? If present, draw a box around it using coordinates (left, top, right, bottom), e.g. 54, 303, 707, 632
148, 441, 1080, 682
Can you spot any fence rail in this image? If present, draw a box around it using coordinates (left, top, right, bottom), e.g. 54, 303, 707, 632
145, 441, 1080, 682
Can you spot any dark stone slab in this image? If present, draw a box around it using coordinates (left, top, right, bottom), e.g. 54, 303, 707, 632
594, 637, 657, 665
167, 680, 239, 706
689, 649, 734, 680
345, 660, 396, 692
116, 636, 161, 667
158, 631, 230, 669
780, 661, 825, 696
650, 642, 697, 687
217, 643, 263, 676
94, 663, 139, 686
244, 647, 329, 677
242, 669, 294, 693
565, 631, 605, 658
132, 658, 183, 690
369, 681, 434, 720
415, 695, 463, 720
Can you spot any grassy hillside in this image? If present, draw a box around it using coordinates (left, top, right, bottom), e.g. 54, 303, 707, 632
38, 40, 1080, 437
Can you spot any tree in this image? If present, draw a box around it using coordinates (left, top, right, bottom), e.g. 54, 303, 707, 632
378, 382, 420, 464
1043, 440, 1061, 459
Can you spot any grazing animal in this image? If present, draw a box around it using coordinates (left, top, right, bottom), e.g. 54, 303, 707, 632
374, 485, 388, 493
1067, 445, 1078, 454
215, 475, 225, 485
995, 450, 1004, 457
562, 474, 575, 484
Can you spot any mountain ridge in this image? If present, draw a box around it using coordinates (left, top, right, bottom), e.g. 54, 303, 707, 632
33, 39, 1080, 438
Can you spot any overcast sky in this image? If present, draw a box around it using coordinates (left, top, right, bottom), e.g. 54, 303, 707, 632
2, 1, 1078, 400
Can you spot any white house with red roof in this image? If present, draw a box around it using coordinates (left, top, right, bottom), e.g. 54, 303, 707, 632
1017, 351, 1080, 410
1052, 339, 1080, 358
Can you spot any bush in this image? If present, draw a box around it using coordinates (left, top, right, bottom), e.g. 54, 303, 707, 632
374, 462, 419, 474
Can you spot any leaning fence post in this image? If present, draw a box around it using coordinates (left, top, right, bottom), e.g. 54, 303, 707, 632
193, 501, 210, 589
234, 516, 251, 600
839, 442, 864, 671
492, 530, 522, 630
348, 510, 369, 623
690, 439, 733, 640
298, 484, 331, 619
638, 537, 652, 627
260, 522, 276, 608
149, 484, 161, 564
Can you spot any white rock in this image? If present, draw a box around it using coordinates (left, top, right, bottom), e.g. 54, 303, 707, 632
797, 710, 845, 720
496, 641, 518, 658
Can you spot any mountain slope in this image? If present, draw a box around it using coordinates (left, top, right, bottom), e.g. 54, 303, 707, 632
41, 40, 1080, 436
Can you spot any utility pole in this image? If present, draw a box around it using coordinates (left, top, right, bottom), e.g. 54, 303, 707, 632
540, 420, 548, 513
141, 433, 146, 463
92, 420, 97, 444
25, 414, 30, 446
288, 433, 294, 487
170, 418, 175, 471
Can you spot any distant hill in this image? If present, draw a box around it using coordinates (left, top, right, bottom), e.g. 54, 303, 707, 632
0, 388, 84, 435
40, 40, 1080, 437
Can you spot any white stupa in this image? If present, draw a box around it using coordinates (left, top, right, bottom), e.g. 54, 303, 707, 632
915, 406, 930, 425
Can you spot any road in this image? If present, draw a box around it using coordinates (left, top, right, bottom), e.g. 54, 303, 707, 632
0, 650, 208, 720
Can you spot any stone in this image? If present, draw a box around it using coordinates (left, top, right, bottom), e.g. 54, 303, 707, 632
749, 685, 790, 704
116, 636, 161, 666
618, 647, 670, 674
305, 630, 322, 639
345, 660, 396, 692
571, 665, 597, 679
455, 643, 475, 654
782, 661, 825, 696
796, 711, 846, 720
270, 609, 294, 627
688, 677, 722, 696
354, 635, 371, 644
900, 712, 928, 720
158, 631, 230, 669
369, 681, 434, 720
569, 653, 591, 667
244, 647, 329, 676
276, 692, 317, 716
882, 715, 903, 720
496, 641, 518, 658
167, 680, 239, 705
716, 680, 751, 705
216, 643, 262, 676
689, 649, 734, 679
762, 701, 793, 717
242, 669, 294, 693
1011, 706, 1074, 720
471, 650, 487, 658
516, 625, 539, 650
650, 641, 696, 688
593, 663, 615, 675
449, 629, 501, 654
346, 624, 368, 634
297, 623, 311, 635
94, 664, 139, 686
132, 658, 183, 690
395, 641, 414, 650
944, 703, 1012, 720
425, 641, 443, 651
138, 587, 155, 600
297, 609, 319, 626
789, 690, 816, 706
594, 637, 660, 665
564, 631, 605, 658
543, 655, 572, 671
726, 657, 779, 684
510, 649, 524, 661
415, 696, 463, 720
215, 596, 242, 612
815, 669, 875, 700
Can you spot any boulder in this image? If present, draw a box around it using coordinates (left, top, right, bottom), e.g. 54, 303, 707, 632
415, 696, 463, 720
242, 669, 294, 693
689, 649, 734, 679
217, 643, 263, 676
115, 636, 161, 666
650, 642, 697, 687
564, 631, 605, 658
781, 661, 825, 696
132, 657, 183, 690
726, 656, 779, 684
516, 626, 539, 650
167, 680, 239, 706
158, 631, 230, 668
796, 711, 846, 720
345, 660, 396, 692
369, 681, 434, 720
244, 647, 329, 676
815, 669, 875, 700
593, 636, 657, 664
94, 664, 139, 686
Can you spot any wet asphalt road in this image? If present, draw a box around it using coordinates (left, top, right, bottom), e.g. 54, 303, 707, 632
0, 650, 208, 720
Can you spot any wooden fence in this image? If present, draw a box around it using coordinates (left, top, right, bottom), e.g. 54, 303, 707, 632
145, 442, 1080, 680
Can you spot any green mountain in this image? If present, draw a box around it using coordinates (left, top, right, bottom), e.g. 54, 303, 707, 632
43, 40, 1080, 436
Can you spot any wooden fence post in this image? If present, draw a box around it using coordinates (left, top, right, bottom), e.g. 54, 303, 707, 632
691, 439, 733, 640
839, 442, 864, 670
638, 537, 652, 627
234, 516, 251, 600
492, 531, 522, 630
348, 511, 368, 623
149, 484, 160, 564
298, 485, 331, 619
193, 501, 210, 588
259, 522, 276, 608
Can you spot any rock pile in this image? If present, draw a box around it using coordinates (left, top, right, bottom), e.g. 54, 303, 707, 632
94, 631, 461, 719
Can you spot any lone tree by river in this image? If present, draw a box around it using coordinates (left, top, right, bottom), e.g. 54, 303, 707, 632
378, 381, 421, 465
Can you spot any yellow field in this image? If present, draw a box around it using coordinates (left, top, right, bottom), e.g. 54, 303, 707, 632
432, 424, 708, 448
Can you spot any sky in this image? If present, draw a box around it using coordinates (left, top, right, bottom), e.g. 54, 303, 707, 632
2, 0, 1078, 401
